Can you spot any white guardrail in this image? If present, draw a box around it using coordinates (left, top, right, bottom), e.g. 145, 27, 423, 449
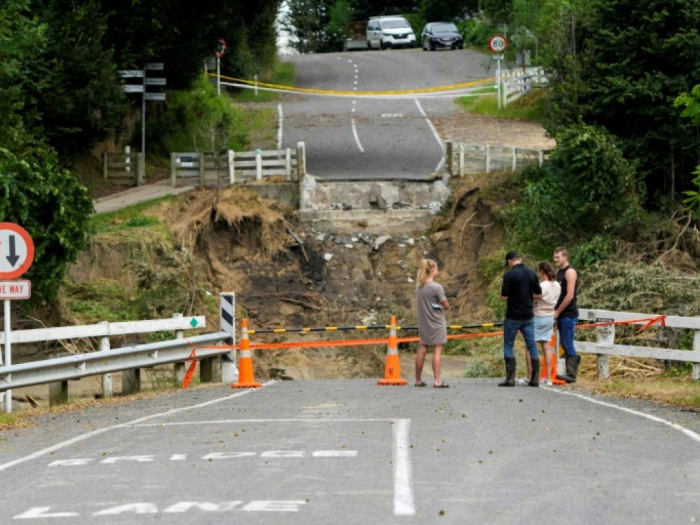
577, 309, 700, 380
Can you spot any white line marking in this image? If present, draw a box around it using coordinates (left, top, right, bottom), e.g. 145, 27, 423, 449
0, 381, 276, 472
312, 450, 358, 457
170, 454, 188, 461
351, 118, 365, 153
542, 387, 700, 444
393, 419, 416, 516
352, 100, 356, 104
414, 98, 445, 173
131, 418, 396, 427
276, 104, 283, 149
351, 108, 356, 113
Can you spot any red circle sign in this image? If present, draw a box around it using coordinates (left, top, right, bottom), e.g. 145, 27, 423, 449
0, 223, 35, 280
215, 38, 227, 58
488, 34, 508, 54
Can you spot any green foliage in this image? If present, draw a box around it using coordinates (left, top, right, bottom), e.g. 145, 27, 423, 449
456, 16, 497, 48
231, 62, 296, 103
457, 89, 545, 121
0, 146, 93, 300
675, 85, 700, 216
544, 0, 700, 200
153, 76, 249, 155
505, 122, 641, 262
285, 0, 353, 53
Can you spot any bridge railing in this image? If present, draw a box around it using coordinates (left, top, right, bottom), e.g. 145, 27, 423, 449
576, 309, 700, 380
444, 141, 552, 176
170, 142, 306, 188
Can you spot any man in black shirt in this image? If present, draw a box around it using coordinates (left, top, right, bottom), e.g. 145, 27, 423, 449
499, 251, 542, 387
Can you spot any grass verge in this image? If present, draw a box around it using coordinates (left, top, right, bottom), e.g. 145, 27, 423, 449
576, 377, 700, 410
457, 88, 546, 122
229, 62, 296, 103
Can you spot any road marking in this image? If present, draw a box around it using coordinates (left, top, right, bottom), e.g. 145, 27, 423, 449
127, 418, 413, 517
101, 455, 154, 464
14, 501, 306, 519
0, 381, 276, 473
381, 114, 403, 118
170, 454, 188, 461
393, 419, 416, 516
542, 387, 700, 444
352, 100, 356, 104
48, 458, 92, 467
277, 104, 284, 149
203, 452, 256, 460
313, 450, 358, 457
351, 119, 365, 153
414, 98, 445, 173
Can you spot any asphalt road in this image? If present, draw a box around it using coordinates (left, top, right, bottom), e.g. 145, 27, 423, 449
282, 48, 493, 180
2, 379, 700, 523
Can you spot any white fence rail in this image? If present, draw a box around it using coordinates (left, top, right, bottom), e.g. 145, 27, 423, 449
576, 309, 700, 380
171, 142, 306, 188
102, 149, 145, 187
499, 67, 547, 107
444, 141, 551, 176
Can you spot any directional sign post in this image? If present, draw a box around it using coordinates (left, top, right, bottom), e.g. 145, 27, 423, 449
119, 64, 167, 171
0, 223, 34, 414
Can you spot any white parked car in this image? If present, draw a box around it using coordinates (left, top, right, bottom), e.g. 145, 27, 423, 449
366, 16, 416, 50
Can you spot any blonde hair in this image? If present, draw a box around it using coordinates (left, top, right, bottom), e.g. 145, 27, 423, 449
417, 259, 437, 288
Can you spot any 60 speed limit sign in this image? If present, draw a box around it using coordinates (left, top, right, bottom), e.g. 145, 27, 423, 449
488, 34, 508, 54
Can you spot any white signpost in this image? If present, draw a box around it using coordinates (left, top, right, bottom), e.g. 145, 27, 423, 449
488, 34, 509, 109
215, 38, 227, 96
0, 223, 34, 414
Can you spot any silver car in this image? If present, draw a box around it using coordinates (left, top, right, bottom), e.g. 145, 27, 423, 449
366, 16, 416, 50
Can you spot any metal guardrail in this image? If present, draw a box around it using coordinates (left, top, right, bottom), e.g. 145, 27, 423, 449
0, 331, 229, 392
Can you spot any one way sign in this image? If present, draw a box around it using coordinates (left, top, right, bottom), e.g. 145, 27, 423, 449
0, 223, 35, 279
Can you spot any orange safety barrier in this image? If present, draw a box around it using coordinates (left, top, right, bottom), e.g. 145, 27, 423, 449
232, 318, 261, 389
378, 316, 407, 386
181, 348, 198, 389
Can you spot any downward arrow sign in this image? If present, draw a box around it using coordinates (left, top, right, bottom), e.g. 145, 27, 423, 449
6, 235, 19, 267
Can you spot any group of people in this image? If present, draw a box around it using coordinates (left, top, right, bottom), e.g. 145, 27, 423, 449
414, 247, 579, 388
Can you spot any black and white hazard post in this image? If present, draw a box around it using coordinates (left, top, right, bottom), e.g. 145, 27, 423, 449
119, 64, 167, 168
215, 38, 227, 96
220, 292, 238, 383
0, 223, 35, 414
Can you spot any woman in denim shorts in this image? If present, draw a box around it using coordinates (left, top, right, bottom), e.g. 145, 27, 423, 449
521, 262, 561, 385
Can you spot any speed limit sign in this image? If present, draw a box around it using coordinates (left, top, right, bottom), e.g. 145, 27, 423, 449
215, 38, 227, 58
488, 34, 508, 54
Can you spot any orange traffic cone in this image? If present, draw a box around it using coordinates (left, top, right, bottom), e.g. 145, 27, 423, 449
232, 318, 261, 389
378, 316, 407, 386
550, 334, 566, 385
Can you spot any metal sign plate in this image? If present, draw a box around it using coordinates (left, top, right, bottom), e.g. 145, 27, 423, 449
123, 85, 144, 93
0, 280, 31, 300
144, 93, 166, 101
145, 78, 167, 86
0, 223, 35, 279
146, 63, 164, 70
119, 70, 144, 78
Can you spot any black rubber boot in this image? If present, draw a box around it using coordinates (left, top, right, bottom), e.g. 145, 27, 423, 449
556, 355, 580, 383
528, 359, 540, 387
498, 357, 516, 387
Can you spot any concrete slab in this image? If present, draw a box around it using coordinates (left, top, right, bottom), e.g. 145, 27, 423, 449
94, 181, 195, 214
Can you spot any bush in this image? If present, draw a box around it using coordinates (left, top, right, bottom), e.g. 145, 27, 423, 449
0, 146, 93, 300
505, 122, 641, 262
152, 75, 249, 155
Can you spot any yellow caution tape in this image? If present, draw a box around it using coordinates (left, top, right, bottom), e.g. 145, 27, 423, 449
211, 72, 494, 97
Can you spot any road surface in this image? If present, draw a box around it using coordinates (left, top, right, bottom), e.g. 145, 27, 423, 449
282, 48, 492, 180
1, 379, 699, 523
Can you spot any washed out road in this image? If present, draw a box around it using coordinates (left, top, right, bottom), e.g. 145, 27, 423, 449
282, 49, 492, 180
1, 379, 699, 523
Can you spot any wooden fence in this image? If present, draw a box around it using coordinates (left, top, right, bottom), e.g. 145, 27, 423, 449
445, 142, 551, 176
501, 67, 547, 107
171, 142, 306, 188
103, 149, 145, 187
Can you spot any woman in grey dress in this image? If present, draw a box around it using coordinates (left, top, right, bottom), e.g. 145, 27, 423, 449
415, 259, 450, 388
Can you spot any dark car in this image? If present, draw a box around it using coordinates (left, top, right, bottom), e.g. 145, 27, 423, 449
421, 22, 464, 51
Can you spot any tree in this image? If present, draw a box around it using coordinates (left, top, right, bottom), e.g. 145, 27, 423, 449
676, 85, 700, 216
544, 0, 700, 201
0, 147, 93, 300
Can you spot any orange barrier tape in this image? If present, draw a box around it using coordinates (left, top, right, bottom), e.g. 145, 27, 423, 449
181, 348, 197, 389
576, 315, 666, 334
198, 330, 504, 352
